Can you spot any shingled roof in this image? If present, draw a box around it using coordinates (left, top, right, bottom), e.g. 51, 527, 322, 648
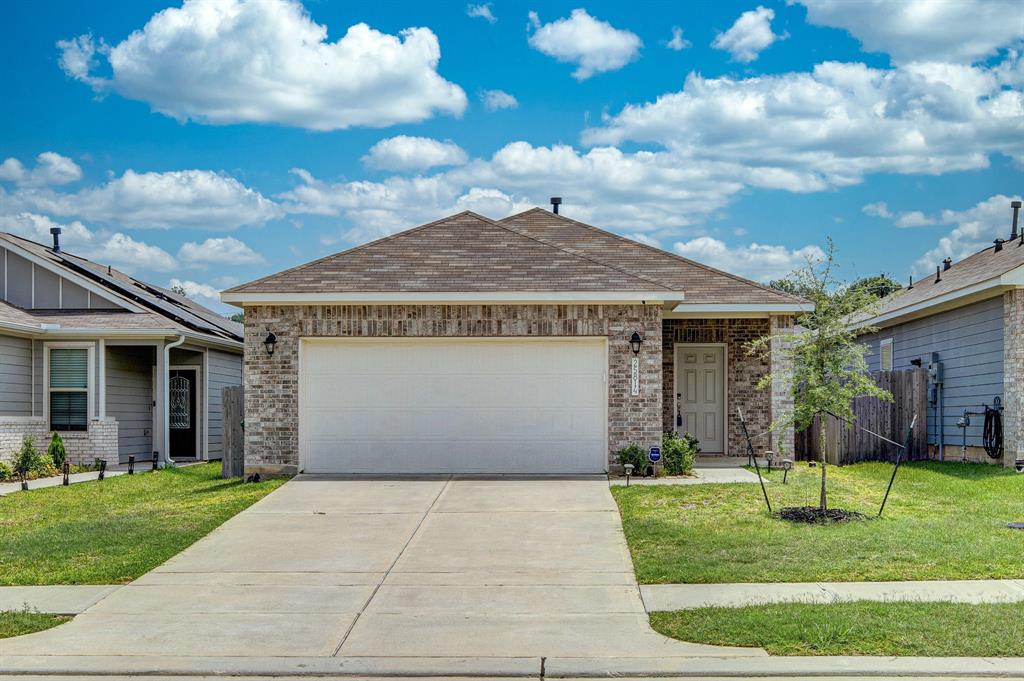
226, 209, 804, 307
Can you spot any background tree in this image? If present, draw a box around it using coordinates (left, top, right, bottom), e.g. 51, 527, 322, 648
752, 239, 892, 512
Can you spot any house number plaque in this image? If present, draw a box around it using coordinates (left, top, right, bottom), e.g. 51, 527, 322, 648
630, 356, 640, 396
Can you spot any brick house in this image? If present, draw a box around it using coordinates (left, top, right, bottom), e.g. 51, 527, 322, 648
222, 207, 805, 476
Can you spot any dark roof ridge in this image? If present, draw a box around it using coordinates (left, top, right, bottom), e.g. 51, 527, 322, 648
501, 207, 807, 304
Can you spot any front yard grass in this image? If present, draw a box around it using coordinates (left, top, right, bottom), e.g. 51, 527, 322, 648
0, 609, 70, 639
612, 461, 1024, 583
0, 463, 286, 585
650, 601, 1024, 656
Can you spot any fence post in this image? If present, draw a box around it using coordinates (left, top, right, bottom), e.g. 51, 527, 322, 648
222, 386, 245, 478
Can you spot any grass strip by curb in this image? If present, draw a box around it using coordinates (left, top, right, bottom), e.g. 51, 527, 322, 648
650, 601, 1024, 656
0, 610, 70, 639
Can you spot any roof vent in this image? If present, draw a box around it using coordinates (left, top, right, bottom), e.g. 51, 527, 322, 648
1012, 200, 1021, 241
942, 257, 952, 271
908, 275, 913, 290
994, 237, 1005, 253
49, 227, 61, 253
550, 197, 562, 214
935, 265, 941, 283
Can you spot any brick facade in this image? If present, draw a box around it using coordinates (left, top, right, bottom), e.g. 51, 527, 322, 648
0, 416, 118, 467
243, 304, 663, 475
662, 318, 772, 457
1003, 289, 1024, 468
769, 315, 796, 458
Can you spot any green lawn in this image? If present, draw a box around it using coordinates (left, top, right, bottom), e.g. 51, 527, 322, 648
0, 609, 70, 639
650, 601, 1024, 656
612, 461, 1024, 584
0, 463, 286, 585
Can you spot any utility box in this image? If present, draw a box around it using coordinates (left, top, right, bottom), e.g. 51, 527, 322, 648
928, 352, 943, 384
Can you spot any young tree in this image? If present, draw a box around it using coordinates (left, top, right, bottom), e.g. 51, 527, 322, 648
752, 239, 892, 511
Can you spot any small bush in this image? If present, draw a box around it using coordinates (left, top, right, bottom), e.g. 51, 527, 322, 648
0, 460, 12, 481
48, 432, 66, 468
13, 436, 57, 479
616, 444, 648, 475
663, 431, 700, 475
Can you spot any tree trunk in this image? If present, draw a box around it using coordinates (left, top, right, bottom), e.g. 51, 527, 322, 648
818, 422, 828, 511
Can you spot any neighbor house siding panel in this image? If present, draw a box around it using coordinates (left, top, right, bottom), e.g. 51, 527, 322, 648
207, 349, 242, 460
105, 346, 154, 462
862, 296, 1003, 448
0, 334, 33, 416
6, 253, 32, 308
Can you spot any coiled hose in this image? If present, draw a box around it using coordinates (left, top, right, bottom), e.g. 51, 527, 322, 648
983, 406, 1003, 460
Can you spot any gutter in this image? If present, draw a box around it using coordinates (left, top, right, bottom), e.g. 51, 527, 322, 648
162, 334, 186, 468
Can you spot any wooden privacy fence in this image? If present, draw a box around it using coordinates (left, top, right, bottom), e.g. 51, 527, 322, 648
222, 385, 244, 478
795, 368, 928, 465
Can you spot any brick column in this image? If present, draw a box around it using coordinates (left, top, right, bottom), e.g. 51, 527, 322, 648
770, 315, 795, 459
1003, 290, 1023, 468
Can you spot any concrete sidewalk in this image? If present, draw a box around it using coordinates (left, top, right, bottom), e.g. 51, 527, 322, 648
642, 579, 1024, 611
0, 586, 120, 614
0, 470, 127, 496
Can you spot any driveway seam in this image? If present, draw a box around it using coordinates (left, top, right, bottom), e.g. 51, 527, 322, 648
331, 476, 453, 656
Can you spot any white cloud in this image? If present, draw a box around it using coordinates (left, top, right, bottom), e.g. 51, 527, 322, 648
92, 233, 177, 272
480, 89, 519, 111
527, 9, 642, 80
57, 0, 467, 131
795, 0, 1024, 64
862, 201, 893, 219
179, 236, 264, 267
673, 236, 825, 282
362, 136, 468, 172
712, 6, 784, 63
0, 212, 94, 245
4, 168, 281, 229
913, 194, 1022, 275
466, 3, 496, 24
585, 56, 1024, 190
863, 201, 936, 227
168, 278, 220, 301
664, 26, 691, 51
0, 152, 82, 187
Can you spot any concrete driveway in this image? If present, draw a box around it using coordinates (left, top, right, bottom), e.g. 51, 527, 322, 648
2, 476, 758, 660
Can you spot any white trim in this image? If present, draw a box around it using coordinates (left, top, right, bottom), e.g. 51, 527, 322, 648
58, 277, 62, 309
30, 263, 34, 308
222, 290, 673, 305
674, 343, 728, 455
98, 339, 106, 419
43, 341, 95, 431
671, 303, 807, 315
879, 337, 894, 372
202, 350, 210, 461
170, 363, 203, 459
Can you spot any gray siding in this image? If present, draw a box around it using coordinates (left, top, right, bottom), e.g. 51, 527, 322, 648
0, 334, 33, 416
207, 349, 242, 460
0, 246, 126, 311
62, 280, 88, 308
105, 346, 154, 462
862, 296, 1003, 447
34, 267, 60, 308
7, 252, 32, 308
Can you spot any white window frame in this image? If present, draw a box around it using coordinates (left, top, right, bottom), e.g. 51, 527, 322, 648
879, 337, 894, 372
43, 341, 95, 431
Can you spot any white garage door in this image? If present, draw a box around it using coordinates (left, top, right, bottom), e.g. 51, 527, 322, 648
299, 338, 607, 474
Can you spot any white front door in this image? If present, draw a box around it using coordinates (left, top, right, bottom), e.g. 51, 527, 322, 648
674, 345, 725, 453
299, 337, 608, 474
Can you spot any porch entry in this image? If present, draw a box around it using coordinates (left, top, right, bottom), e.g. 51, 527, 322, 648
169, 366, 199, 459
674, 344, 725, 454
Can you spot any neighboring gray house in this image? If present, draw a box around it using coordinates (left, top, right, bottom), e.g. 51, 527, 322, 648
859, 200, 1023, 468
0, 230, 243, 468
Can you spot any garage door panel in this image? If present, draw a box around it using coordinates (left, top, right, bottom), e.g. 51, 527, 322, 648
300, 339, 607, 474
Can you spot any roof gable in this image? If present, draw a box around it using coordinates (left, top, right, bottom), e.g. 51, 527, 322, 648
227, 211, 675, 294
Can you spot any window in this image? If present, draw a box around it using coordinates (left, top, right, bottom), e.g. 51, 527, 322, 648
880, 338, 894, 372
48, 347, 89, 431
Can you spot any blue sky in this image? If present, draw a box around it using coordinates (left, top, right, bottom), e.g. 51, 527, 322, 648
1, 0, 1021, 312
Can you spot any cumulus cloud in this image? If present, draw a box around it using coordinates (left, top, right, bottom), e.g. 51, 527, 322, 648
863, 201, 937, 227
527, 9, 642, 80
480, 89, 519, 110
57, 0, 467, 131
168, 278, 220, 301
712, 6, 784, 63
585, 57, 1024, 191
664, 27, 691, 51
3, 168, 281, 229
913, 194, 1022, 275
92, 233, 177, 272
795, 0, 1024, 64
673, 236, 825, 282
362, 136, 468, 172
0, 152, 82, 187
466, 3, 496, 23
0, 212, 94, 245
179, 236, 264, 267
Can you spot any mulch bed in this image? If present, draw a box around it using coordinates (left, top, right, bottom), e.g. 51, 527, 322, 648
776, 506, 867, 524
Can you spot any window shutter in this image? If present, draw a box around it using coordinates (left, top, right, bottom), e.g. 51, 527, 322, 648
49, 348, 88, 388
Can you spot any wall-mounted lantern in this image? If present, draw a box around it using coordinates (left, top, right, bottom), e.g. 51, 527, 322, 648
263, 331, 277, 357
629, 331, 644, 355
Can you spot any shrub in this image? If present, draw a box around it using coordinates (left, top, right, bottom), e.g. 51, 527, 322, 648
0, 460, 11, 481
616, 444, 648, 475
48, 432, 66, 468
663, 431, 700, 475
13, 436, 57, 479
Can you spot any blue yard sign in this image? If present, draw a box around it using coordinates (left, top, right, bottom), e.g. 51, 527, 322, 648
649, 446, 661, 463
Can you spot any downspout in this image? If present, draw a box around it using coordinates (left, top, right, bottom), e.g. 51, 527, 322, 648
162, 334, 186, 468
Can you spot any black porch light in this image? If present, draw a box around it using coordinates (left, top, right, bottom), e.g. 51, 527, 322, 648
629, 331, 644, 355
263, 331, 277, 357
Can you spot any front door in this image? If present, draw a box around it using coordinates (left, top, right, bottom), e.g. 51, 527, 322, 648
169, 368, 198, 458
675, 345, 725, 453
